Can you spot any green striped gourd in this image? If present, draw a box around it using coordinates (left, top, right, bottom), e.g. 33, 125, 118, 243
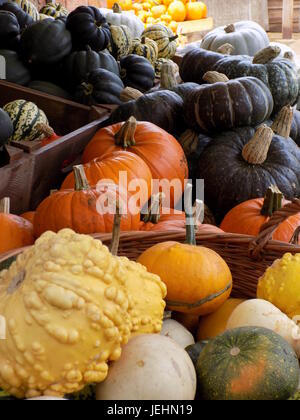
39, 3, 68, 19
108, 24, 133, 61
3, 100, 49, 142
131, 37, 158, 65
11, 0, 39, 21
155, 58, 179, 77
142, 24, 178, 59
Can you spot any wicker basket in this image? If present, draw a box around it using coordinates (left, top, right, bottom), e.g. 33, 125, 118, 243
1, 199, 300, 300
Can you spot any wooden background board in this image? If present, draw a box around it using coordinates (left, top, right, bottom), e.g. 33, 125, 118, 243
269, 0, 299, 32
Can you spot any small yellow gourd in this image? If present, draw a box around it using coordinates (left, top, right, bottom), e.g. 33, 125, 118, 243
0, 229, 166, 399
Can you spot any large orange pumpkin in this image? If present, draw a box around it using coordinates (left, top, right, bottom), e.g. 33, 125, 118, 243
34, 165, 141, 237
0, 198, 34, 254
220, 185, 300, 243
61, 150, 153, 208
168, 0, 186, 21
20, 211, 36, 225
137, 185, 232, 316
82, 117, 188, 208
185, 1, 207, 20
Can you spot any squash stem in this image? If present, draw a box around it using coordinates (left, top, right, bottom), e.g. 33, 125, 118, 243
120, 87, 143, 102
203, 71, 229, 84
242, 125, 274, 165
160, 62, 178, 89
169, 35, 179, 42
110, 202, 121, 256
261, 185, 283, 216
73, 165, 90, 191
216, 43, 235, 55
0, 197, 10, 214
185, 183, 196, 245
253, 46, 281, 64
113, 3, 122, 13
143, 193, 164, 224
114, 116, 137, 148
224, 23, 235, 33
81, 82, 94, 97
271, 106, 294, 138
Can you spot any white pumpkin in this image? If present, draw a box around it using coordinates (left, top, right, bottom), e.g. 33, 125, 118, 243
226, 299, 300, 358
96, 334, 197, 400
201, 20, 269, 56
100, 4, 144, 38
160, 319, 195, 348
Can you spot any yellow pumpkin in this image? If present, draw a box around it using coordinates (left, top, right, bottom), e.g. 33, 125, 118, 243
138, 10, 152, 22
142, 2, 152, 10
151, 4, 167, 18
132, 3, 144, 14
185, 1, 207, 20
119, 0, 133, 10
159, 13, 172, 23
197, 298, 245, 341
168, 1, 186, 22
0, 229, 166, 398
168, 20, 178, 33
257, 253, 300, 319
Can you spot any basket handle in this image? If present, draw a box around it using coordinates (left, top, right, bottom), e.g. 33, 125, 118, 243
249, 198, 300, 259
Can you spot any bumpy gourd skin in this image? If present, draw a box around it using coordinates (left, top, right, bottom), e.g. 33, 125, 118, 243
257, 253, 300, 319
0, 229, 166, 399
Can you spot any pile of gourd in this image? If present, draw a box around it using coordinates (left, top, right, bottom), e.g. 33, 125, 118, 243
0, 0, 181, 104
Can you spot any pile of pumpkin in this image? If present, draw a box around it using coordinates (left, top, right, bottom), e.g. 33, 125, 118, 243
111, 0, 208, 33
0, 0, 182, 105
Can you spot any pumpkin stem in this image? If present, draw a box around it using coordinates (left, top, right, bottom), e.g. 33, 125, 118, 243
253, 46, 281, 64
193, 199, 204, 232
73, 165, 90, 191
0, 197, 10, 214
185, 183, 196, 245
114, 116, 137, 148
261, 185, 283, 216
141, 37, 146, 45
284, 51, 294, 61
33, 123, 55, 141
242, 125, 274, 165
143, 193, 165, 224
113, 3, 122, 13
160, 62, 178, 89
224, 23, 235, 33
178, 129, 198, 157
81, 82, 94, 97
203, 71, 229, 84
216, 43, 235, 55
110, 202, 121, 256
271, 106, 294, 138
120, 87, 144, 102
169, 35, 179, 42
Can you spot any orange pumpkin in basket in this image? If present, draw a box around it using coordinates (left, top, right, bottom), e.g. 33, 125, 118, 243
21, 211, 36, 225
185, 1, 207, 20
220, 185, 300, 244
82, 117, 188, 208
0, 198, 34, 254
61, 150, 153, 208
168, 1, 186, 22
34, 165, 140, 237
137, 185, 232, 316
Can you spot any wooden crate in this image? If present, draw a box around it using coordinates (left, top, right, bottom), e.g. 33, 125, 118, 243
268, 0, 300, 33
0, 81, 110, 214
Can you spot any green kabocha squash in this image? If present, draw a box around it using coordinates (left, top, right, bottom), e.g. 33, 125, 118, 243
100, 3, 144, 38
201, 21, 269, 56
184, 72, 273, 132
66, 6, 111, 52
142, 24, 178, 59
0, 49, 31, 85
3, 99, 49, 142
28, 81, 73, 101
0, 10, 20, 50
180, 46, 299, 114
197, 125, 300, 222
196, 327, 299, 400
39, 3, 68, 19
108, 24, 133, 61
75, 68, 124, 106
0, 107, 13, 146
120, 54, 155, 92
12, 0, 39, 21
0, 2, 33, 29
171, 82, 199, 102
131, 37, 158, 66
20, 18, 72, 65
63, 47, 120, 90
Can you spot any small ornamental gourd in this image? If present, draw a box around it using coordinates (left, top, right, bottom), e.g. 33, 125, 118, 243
13, 0, 39, 21
39, 3, 69, 19
0, 228, 166, 398
108, 24, 133, 61
0, 197, 34, 254
137, 184, 232, 316
120, 54, 155, 92
142, 24, 178, 59
130, 37, 158, 66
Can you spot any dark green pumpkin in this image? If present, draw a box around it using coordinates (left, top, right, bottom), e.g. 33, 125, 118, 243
184, 76, 273, 132
0, 49, 31, 85
20, 19, 72, 65
180, 47, 299, 114
0, 107, 13, 146
186, 341, 209, 367
196, 327, 299, 400
0, 10, 20, 50
171, 82, 199, 102
28, 81, 73, 100
66, 6, 110, 52
120, 54, 155, 93
63, 47, 120, 89
109, 90, 185, 135
75, 68, 124, 106
0, 2, 33, 29
289, 110, 300, 145
197, 125, 300, 222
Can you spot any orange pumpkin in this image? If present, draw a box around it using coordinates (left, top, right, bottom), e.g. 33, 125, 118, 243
132, 3, 144, 13
137, 185, 232, 316
185, 1, 207, 20
0, 198, 34, 255
118, 0, 133, 10
61, 150, 152, 208
167, 1, 186, 22
21, 211, 36, 225
34, 165, 140, 237
160, 13, 172, 23
168, 20, 178, 33
220, 185, 300, 243
151, 4, 167, 18
82, 117, 188, 208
